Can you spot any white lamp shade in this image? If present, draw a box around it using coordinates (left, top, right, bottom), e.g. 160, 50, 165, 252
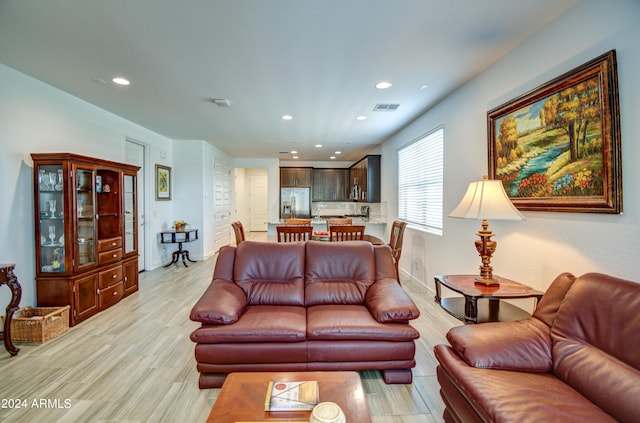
449, 179, 524, 221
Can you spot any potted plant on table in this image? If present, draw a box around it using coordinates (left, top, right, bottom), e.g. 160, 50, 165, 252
174, 220, 188, 232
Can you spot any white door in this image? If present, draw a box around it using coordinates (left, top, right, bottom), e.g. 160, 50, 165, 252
125, 140, 146, 271
249, 175, 268, 231
214, 158, 231, 251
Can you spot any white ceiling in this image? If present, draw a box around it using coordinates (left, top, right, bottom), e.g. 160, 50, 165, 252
0, 0, 577, 162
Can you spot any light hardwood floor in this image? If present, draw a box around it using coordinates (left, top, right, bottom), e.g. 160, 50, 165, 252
0, 233, 461, 422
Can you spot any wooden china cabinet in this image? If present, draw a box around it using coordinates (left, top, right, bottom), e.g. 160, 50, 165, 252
31, 153, 140, 326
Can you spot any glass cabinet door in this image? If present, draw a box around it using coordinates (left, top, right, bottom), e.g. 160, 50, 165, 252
76, 167, 96, 268
38, 163, 66, 273
123, 174, 137, 254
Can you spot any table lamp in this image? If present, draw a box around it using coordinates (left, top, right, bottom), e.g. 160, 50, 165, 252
449, 176, 524, 285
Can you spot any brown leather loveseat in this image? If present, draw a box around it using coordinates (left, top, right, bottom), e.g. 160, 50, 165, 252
190, 240, 420, 388
434, 272, 640, 422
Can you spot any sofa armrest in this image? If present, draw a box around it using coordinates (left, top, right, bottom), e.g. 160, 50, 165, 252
366, 278, 420, 322
190, 279, 247, 324
446, 318, 553, 372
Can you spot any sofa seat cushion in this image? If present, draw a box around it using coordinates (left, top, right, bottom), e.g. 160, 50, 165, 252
308, 340, 416, 363
195, 342, 308, 365
307, 304, 419, 341
434, 344, 616, 423
190, 305, 306, 344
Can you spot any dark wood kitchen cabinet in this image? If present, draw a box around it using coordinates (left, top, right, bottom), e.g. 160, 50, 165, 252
32, 153, 140, 326
280, 167, 312, 187
312, 168, 350, 201
349, 155, 381, 202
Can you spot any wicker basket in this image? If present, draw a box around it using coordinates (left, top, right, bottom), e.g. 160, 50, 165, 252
2, 306, 70, 343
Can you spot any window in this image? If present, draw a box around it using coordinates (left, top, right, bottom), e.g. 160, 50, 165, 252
398, 127, 444, 235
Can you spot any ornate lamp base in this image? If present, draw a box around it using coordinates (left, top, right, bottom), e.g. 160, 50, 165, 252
474, 220, 500, 286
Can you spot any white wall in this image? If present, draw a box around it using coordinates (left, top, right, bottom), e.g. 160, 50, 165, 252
173, 140, 231, 260
381, 0, 640, 293
0, 63, 177, 308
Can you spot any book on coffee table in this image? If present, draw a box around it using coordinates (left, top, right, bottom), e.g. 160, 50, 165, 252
264, 380, 319, 411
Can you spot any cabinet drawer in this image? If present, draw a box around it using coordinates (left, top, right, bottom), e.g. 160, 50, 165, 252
98, 237, 122, 252
98, 265, 123, 289
99, 281, 123, 309
98, 248, 122, 265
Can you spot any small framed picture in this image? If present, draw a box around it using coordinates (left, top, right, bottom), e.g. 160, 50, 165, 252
155, 164, 171, 201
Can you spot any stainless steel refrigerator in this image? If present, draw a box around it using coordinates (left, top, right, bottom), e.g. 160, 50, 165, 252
280, 187, 311, 218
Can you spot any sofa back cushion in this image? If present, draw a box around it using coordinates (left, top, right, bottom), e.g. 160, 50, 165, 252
234, 241, 305, 306
551, 273, 640, 422
304, 240, 375, 306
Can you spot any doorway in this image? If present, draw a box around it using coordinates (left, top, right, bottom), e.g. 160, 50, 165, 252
234, 168, 268, 232
249, 175, 268, 231
125, 139, 147, 271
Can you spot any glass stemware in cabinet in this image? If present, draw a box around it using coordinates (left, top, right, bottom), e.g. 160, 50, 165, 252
48, 172, 57, 191
39, 169, 48, 190
48, 199, 56, 217
78, 198, 84, 217
48, 225, 56, 245
55, 169, 63, 191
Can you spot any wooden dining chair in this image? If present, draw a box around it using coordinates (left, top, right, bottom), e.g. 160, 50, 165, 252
325, 217, 352, 231
276, 225, 313, 242
231, 221, 245, 245
284, 218, 312, 226
329, 225, 366, 241
389, 220, 407, 282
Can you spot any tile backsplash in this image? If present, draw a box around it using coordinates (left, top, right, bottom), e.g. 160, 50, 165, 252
312, 201, 387, 220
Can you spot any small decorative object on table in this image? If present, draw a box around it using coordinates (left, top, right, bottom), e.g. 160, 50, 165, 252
174, 220, 188, 232
312, 230, 330, 241
264, 380, 319, 412
311, 402, 346, 423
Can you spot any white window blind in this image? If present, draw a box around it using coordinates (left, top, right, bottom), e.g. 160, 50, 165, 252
398, 127, 444, 235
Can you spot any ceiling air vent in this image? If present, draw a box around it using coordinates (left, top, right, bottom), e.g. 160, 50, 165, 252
373, 103, 400, 111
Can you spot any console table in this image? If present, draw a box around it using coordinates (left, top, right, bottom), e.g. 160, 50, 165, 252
1, 264, 22, 355
434, 274, 543, 324
160, 229, 198, 267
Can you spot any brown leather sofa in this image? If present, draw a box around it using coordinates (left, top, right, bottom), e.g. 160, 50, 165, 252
434, 272, 640, 423
190, 240, 420, 388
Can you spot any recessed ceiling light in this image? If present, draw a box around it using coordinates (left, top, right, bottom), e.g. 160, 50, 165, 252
419, 84, 429, 90
112, 77, 130, 86
375, 81, 392, 89
281, 115, 293, 120
315, 144, 322, 148
330, 156, 336, 160
291, 150, 297, 154
335, 151, 341, 154
292, 156, 299, 159
356, 115, 367, 121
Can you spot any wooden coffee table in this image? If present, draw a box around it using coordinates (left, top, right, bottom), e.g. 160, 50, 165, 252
206, 371, 371, 423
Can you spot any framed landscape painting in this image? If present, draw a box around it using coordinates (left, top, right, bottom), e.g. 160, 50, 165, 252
488, 50, 622, 213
